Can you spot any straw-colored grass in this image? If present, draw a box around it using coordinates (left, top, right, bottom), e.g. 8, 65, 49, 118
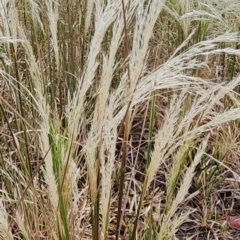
1, 0, 240, 239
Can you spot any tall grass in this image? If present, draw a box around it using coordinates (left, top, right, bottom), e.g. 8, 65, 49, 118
0, 0, 240, 239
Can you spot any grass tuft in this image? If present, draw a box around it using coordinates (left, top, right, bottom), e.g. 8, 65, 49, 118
1, 0, 240, 239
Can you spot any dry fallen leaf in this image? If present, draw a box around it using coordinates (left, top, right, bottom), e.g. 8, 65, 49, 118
223, 215, 240, 230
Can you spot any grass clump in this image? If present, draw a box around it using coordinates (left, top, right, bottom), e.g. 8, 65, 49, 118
1, 0, 240, 239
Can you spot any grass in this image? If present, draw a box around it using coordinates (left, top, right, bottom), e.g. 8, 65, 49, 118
1, 0, 240, 239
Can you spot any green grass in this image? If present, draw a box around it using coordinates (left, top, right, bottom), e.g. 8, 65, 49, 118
1, 0, 240, 239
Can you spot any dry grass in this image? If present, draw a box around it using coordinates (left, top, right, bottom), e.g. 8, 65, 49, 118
0, 0, 240, 239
